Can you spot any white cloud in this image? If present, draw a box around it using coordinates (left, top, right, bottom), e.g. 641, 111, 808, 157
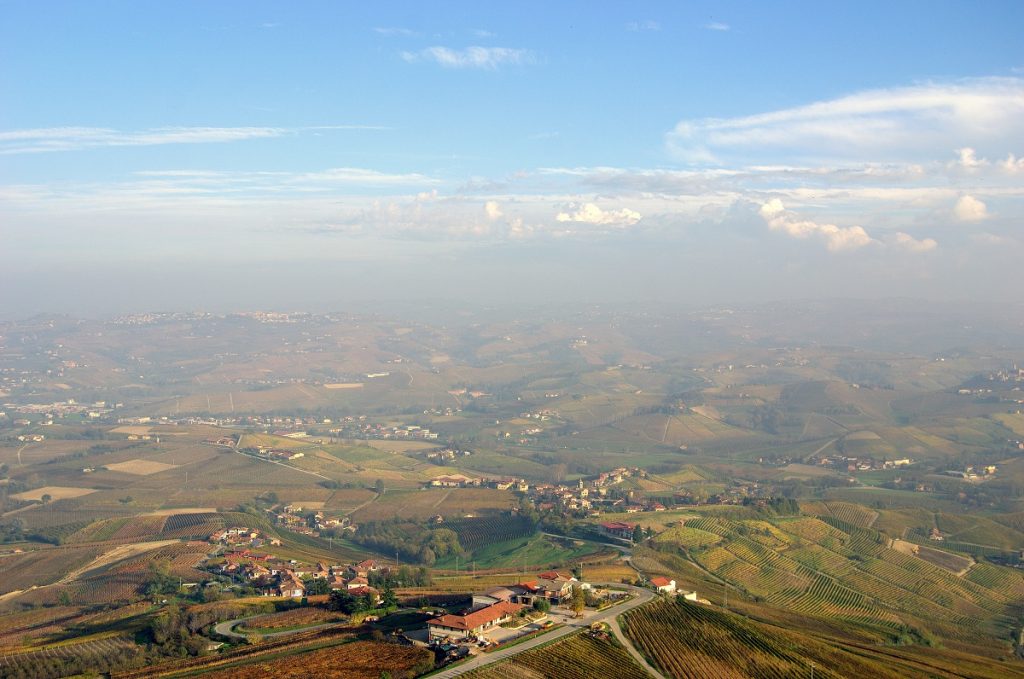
889, 232, 938, 252
1001, 153, 1024, 173
0, 126, 285, 154
667, 78, 1024, 164
400, 46, 534, 69
0, 125, 384, 155
626, 20, 660, 32
759, 199, 874, 252
484, 200, 503, 220
555, 202, 642, 226
953, 147, 988, 171
472, 29, 496, 38
953, 195, 988, 221
374, 27, 416, 37
705, 22, 731, 31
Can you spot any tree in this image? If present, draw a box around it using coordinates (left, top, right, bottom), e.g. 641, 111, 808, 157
304, 578, 331, 595
382, 582, 398, 609
40, 493, 52, 505
419, 547, 436, 566
374, 479, 386, 495
329, 590, 358, 614
632, 524, 644, 544
570, 585, 585, 617
533, 598, 551, 613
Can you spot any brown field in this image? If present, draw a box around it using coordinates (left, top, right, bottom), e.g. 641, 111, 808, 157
144, 507, 218, 516
239, 607, 344, 631
204, 640, 433, 679
105, 459, 179, 475
286, 501, 325, 509
109, 425, 154, 435
323, 382, 364, 389
364, 440, 439, 453
11, 486, 97, 502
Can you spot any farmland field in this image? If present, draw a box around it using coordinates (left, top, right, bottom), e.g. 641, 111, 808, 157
104, 459, 179, 475
202, 640, 434, 679
10, 486, 97, 502
621, 597, 1018, 679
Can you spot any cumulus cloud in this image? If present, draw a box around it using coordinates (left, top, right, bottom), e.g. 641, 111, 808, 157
759, 199, 874, 252
667, 78, 1024, 164
889, 232, 938, 252
555, 202, 642, 226
953, 195, 988, 221
400, 46, 534, 69
953, 147, 988, 171
1001, 153, 1024, 173
484, 200, 503, 220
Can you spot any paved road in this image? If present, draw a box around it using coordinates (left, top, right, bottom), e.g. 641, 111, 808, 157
431, 583, 657, 678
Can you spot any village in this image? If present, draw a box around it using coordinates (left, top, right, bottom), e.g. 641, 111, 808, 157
204, 521, 700, 663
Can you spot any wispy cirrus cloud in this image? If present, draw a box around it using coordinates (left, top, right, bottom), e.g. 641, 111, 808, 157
667, 77, 1024, 164
400, 46, 535, 69
374, 26, 417, 37
705, 22, 731, 31
0, 125, 387, 155
626, 20, 660, 32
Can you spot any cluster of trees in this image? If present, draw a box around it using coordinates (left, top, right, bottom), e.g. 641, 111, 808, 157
369, 565, 432, 588
353, 520, 464, 565
144, 559, 181, 598
327, 584, 398, 615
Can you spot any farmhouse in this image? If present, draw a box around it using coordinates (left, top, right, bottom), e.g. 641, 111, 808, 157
651, 576, 676, 594
430, 474, 481, 488
601, 521, 637, 539
278, 574, 305, 598
427, 601, 523, 642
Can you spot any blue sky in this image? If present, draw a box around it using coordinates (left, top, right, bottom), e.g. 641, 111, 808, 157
1, 1, 1023, 314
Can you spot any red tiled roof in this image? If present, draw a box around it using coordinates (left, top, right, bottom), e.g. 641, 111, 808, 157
650, 576, 673, 587
428, 601, 523, 631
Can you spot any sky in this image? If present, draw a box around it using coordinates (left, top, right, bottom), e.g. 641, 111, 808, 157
1, 1, 1023, 316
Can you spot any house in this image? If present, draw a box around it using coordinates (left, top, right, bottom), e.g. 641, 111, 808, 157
354, 559, 380, 572
278, 575, 305, 598
651, 576, 676, 594
516, 572, 578, 604
427, 601, 523, 642
430, 474, 480, 488
601, 521, 637, 539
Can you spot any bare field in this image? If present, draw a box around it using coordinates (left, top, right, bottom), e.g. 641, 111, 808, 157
109, 425, 154, 435
323, 382, 364, 389
11, 486, 97, 502
144, 507, 218, 516
364, 440, 438, 453
105, 459, 179, 475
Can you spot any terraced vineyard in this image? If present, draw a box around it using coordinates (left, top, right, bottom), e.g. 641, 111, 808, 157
0, 634, 146, 679
465, 630, 649, 679
672, 514, 1024, 652
449, 514, 536, 552
621, 597, 1018, 679
802, 500, 879, 529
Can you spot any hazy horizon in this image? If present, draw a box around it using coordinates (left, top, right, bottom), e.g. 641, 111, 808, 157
3, 2, 1023, 315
